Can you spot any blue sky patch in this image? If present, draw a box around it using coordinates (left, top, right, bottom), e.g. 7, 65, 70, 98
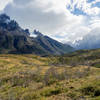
92, 2, 100, 8
87, 0, 95, 3
72, 7, 87, 16
67, 5, 87, 16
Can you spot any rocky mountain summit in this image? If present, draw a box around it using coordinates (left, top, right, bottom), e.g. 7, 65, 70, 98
0, 14, 74, 55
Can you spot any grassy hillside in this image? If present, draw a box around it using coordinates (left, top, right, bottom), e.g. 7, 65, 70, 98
0, 50, 100, 100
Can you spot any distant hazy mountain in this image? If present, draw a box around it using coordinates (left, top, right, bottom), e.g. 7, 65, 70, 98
74, 28, 100, 50
0, 14, 74, 55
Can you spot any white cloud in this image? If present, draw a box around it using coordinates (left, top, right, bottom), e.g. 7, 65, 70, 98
67, 0, 100, 16
0, 0, 12, 11
74, 27, 100, 49
4, 0, 68, 34
1, 0, 100, 44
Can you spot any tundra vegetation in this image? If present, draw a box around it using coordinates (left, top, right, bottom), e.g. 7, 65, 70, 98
0, 49, 100, 100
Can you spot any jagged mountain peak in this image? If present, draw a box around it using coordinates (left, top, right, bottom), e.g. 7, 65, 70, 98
0, 13, 19, 31
33, 29, 43, 36
0, 14, 10, 22
0, 13, 74, 55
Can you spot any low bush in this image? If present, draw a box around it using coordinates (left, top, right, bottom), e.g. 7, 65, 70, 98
81, 85, 100, 97
41, 87, 62, 97
21, 92, 41, 100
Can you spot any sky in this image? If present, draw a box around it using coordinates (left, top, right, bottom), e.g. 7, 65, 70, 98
0, 0, 100, 44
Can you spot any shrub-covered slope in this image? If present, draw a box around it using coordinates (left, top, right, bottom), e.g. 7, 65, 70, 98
0, 51, 100, 100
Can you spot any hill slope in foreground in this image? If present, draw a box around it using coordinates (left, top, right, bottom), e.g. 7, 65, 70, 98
1, 49, 100, 100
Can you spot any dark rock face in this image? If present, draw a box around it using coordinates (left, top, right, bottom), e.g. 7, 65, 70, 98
0, 14, 19, 31
7, 20, 19, 31
0, 14, 10, 22
24, 29, 30, 35
0, 14, 74, 55
35, 34, 74, 55
34, 29, 43, 36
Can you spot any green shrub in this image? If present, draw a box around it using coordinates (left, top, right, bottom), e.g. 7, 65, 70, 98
81, 86, 95, 96
41, 87, 62, 97
94, 89, 100, 96
21, 92, 41, 100
67, 92, 77, 99
93, 63, 100, 68
81, 85, 100, 97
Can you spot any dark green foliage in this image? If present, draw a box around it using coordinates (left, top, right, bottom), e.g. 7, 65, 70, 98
92, 63, 100, 68
81, 85, 100, 97
81, 86, 95, 95
94, 89, 100, 96
41, 88, 62, 97
67, 92, 77, 98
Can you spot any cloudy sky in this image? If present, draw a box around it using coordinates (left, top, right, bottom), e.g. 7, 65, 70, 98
0, 0, 100, 44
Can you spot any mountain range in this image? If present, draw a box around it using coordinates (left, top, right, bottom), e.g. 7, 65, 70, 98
0, 14, 74, 55
74, 28, 100, 50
